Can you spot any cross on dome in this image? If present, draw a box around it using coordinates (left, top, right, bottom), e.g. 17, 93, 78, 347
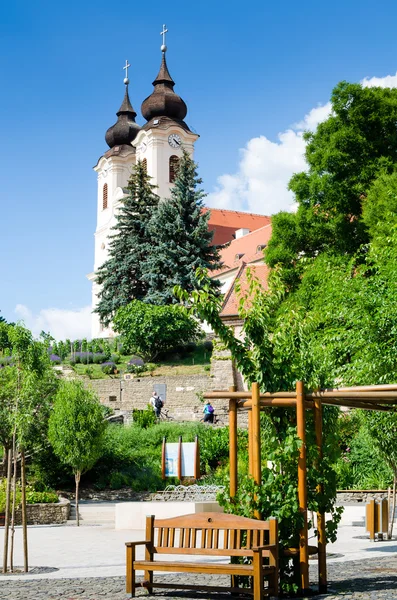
123, 60, 131, 85
160, 24, 168, 52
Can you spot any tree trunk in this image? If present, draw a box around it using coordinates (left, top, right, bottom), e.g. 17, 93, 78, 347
21, 451, 28, 572
9, 444, 17, 572
2, 449, 12, 573
389, 474, 397, 540
75, 472, 81, 527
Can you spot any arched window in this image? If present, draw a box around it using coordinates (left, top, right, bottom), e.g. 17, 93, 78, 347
103, 183, 108, 210
169, 155, 179, 183
142, 158, 147, 173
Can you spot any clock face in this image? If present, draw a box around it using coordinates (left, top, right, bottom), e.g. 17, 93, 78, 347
168, 133, 182, 148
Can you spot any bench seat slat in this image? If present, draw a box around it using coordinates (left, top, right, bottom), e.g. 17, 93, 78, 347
133, 559, 275, 577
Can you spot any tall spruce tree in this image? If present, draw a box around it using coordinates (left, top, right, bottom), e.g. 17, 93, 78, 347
94, 161, 159, 325
142, 151, 222, 304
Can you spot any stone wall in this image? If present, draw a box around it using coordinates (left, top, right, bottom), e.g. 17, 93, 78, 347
14, 498, 70, 525
336, 490, 389, 504
87, 372, 234, 423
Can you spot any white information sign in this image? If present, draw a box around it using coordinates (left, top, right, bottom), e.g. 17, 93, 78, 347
164, 442, 196, 477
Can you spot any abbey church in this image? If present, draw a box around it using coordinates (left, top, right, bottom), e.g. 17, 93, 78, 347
88, 31, 271, 339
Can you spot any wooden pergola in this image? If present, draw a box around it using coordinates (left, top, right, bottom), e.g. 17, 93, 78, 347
203, 382, 397, 595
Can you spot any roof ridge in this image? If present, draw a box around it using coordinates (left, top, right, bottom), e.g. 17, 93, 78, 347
204, 207, 271, 218
220, 262, 247, 312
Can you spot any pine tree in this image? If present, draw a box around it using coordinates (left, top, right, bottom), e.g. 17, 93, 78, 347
142, 151, 222, 304
94, 161, 159, 325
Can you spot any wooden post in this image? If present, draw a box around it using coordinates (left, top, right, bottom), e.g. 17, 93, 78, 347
248, 409, 253, 477
194, 435, 200, 480
144, 515, 154, 593
161, 437, 166, 480
366, 499, 376, 540
296, 380, 309, 592
177, 436, 183, 481
229, 385, 238, 498
252, 383, 261, 520
314, 398, 327, 593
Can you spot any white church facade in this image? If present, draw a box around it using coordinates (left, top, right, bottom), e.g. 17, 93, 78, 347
88, 28, 271, 339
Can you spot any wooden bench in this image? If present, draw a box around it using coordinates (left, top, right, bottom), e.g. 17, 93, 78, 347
126, 512, 278, 600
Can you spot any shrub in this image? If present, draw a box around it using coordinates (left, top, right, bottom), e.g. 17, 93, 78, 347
94, 353, 107, 364
184, 342, 197, 354
49, 354, 62, 365
111, 353, 121, 364
132, 407, 157, 428
127, 364, 145, 375
26, 489, 59, 504
113, 300, 201, 361
203, 340, 213, 352
84, 366, 94, 379
101, 362, 117, 375
128, 356, 145, 367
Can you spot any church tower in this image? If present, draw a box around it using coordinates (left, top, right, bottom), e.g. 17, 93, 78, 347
88, 27, 199, 339
134, 25, 199, 199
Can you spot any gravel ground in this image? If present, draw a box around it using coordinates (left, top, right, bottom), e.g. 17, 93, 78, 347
0, 556, 396, 599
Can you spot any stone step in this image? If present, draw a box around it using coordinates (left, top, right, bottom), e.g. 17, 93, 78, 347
68, 502, 115, 524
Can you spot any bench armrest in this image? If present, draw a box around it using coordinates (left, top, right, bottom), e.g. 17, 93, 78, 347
252, 544, 274, 552
126, 540, 151, 547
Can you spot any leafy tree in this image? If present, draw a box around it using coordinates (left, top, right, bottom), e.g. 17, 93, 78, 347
48, 380, 106, 526
142, 151, 222, 305
95, 161, 159, 326
0, 324, 58, 573
113, 300, 201, 361
266, 82, 397, 282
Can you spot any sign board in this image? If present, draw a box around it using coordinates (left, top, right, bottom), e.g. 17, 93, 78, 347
162, 438, 200, 479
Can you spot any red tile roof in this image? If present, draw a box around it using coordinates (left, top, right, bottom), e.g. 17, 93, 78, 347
220, 263, 270, 317
205, 208, 271, 246
213, 223, 272, 276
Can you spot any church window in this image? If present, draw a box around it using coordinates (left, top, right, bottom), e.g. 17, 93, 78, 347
103, 183, 108, 210
142, 158, 147, 173
169, 155, 179, 183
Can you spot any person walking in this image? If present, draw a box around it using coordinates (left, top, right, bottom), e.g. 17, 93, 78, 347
150, 391, 163, 418
203, 400, 215, 423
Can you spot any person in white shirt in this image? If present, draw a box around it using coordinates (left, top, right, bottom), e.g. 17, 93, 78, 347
150, 391, 163, 418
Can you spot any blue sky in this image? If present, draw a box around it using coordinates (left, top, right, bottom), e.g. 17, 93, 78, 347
2, 0, 397, 337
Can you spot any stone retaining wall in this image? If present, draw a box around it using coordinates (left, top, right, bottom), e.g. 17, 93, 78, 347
87, 371, 234, 423
14, 498, 70, 525
336, 491, 389, 504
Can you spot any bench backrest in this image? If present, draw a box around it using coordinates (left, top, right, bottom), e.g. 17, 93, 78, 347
146, 512, 278, 559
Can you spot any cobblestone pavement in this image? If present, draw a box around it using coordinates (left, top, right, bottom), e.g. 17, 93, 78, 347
0, 556, 396, 599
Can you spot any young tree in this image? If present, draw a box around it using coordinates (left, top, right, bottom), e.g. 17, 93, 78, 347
95, 161, 159, 326
142, 151, 222, 305
0, 324, 58, 573
48, 381, 106, 526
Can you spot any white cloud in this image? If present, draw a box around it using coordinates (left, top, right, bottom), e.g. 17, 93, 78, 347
14, 304, 92, 341
361, 71, 397, 88
207, 72, 397, 216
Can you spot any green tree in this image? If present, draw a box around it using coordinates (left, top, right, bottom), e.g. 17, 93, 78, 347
266, 82, 397, 281
48, 380, 106, 526
95, 161, 159, 326
113, 300, 201, 361
0, 324, 58, 573
142, 151, 222, 304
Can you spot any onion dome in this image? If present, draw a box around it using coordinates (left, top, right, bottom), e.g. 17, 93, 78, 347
105, 85, 141, 148
141, 52, 187, 122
